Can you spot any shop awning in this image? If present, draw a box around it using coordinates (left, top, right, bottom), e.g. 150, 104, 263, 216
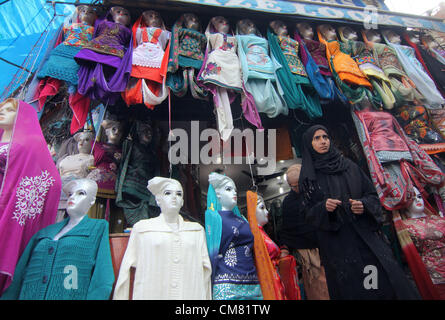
170, 0, 445, 32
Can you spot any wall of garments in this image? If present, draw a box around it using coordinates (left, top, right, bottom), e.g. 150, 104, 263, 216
0, 1, 445, 301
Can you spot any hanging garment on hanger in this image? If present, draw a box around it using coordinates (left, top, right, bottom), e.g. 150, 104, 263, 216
267, 29, 322, 119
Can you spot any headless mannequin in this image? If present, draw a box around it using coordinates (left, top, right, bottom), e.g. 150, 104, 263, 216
296, 22, 314, 40
0, 99, 17, 143
54, 179, 97, 240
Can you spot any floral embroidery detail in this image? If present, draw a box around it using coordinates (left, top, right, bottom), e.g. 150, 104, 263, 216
12, 170, 56, 226
244, 245, 251, 257
203, 62, 221, 76
224, 242, 238, 267
232, 226, 239, 237
219, 41, 234, 51
0, 144, 8, 156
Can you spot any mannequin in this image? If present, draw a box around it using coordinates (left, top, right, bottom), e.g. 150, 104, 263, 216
75, 6, 133, 105
421, 34, 445, 61
122, 10, 171, 109
316, 24, 372, 106
57, 131, 95, 218
0, 99, 61, 295
338, 26, 395, 110
87, 117, 124, 196
295, 22, 345, 103
205, 172, 263, 300
402, 187, 445, 299
115, 119, 160, 226
1, 179, 115, 300
267, 20, 322, 119
167, 13, 208, 100
382, 29, 444, 108
199, 16, 260, 141
113, 177, 211, 300
37, 5, 97, 92
363, 29, 424, 106
254, 194, 301, 300
236, 18, 287, 118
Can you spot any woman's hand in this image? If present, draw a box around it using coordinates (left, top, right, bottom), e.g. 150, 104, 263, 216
349, 199, 364, 214
326, 198, 342, 212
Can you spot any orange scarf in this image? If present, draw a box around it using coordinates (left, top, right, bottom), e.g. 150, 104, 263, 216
246, 191, 285, 300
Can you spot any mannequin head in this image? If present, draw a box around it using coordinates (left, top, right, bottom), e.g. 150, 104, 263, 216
110, 6, 131, 26
77, 5, 97, 26
209, 172, 237, 211
64, 179, 97, 219
296, 22, 314, 40
339, 26, 358, 41
405, 187, 426, 219
383, 29, 401, 44
318, 24, 337, 41
136, 120, 153, 146
286, 163, 301, 193
237, 19, 258, 35
211, 16, 230, 34
270, 20, 288, 37
0, 98, 18, 131
183, 13, 201, 31
407, 31, 420, 45
74, 131, 93, 154
421, 34, 437, 49
256, 195, 269, 227
147, 177, 184, 215
364, 29, 381, 43
102, 119, 124, 145
142, 10, 163, 28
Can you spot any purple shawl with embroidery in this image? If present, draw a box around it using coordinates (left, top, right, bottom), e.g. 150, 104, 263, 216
0, 100, 61, 294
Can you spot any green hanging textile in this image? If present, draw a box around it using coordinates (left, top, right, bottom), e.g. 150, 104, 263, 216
267, 29, 322, 119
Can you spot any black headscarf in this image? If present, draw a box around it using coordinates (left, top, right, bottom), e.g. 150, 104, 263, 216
298, 125, 349, 202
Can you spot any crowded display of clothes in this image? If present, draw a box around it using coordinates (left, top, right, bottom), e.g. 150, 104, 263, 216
1, 3, 445, 301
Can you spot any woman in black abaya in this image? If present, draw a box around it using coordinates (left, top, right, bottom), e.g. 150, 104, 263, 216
299, 125, 419, 300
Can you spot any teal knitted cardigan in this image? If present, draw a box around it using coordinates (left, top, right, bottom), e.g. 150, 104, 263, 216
1, 216, 114, 300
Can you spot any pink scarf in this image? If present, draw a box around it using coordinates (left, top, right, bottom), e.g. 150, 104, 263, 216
0, 100, 61, 294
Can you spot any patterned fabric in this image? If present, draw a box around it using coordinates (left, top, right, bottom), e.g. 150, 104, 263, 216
277, 36, 307, 76
405, 215, 445, 285
83, 22, 128, 58
303, 38, 331, 76
212, 210, 262, 300
396, 105, 444, 145
132, 27, 170, 68
178, 28, 206, 62
212, 283, 263, 300
62, 23, 95, 47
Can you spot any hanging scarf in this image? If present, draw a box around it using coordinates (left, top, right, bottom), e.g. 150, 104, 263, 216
246, 191, 285, 300
0, 99, 61, 294
267, 28, 322, 119
298, 124, 349, 203
382, 34, 444, 108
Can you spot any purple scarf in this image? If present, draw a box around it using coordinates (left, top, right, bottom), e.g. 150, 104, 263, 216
0, 100, 61, 294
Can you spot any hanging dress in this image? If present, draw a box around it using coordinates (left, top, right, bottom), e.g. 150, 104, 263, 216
338, 31, 395, 110
167, 22, 208, 100
267, 29, 322, 119
382, 35, 444, 108
316, 29, 374, 107
198, 29, 262, 140
122, 19, 170, 109
75, 15, 133, 105
236, 33, 287, 118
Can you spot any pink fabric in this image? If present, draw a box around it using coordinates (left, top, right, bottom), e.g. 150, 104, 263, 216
0, 100, 61, 294
34, 78, 62, 111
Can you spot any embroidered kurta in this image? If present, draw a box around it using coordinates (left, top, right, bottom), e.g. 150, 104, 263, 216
38, 22, 95, 87
212, 210, 262, 300
200, 32, 243, 90
113, 214, 212, 300
1, 217, 114, 300
237, 34, 286, 118
405, 215, 445, 285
